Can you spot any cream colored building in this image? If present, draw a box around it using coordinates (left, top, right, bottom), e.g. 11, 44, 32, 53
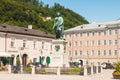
64, 20, 120, 66
0, 24, 69, 67
0, 24, 54, 67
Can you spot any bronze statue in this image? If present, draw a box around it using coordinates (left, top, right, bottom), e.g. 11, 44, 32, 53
53, 12, 64, 39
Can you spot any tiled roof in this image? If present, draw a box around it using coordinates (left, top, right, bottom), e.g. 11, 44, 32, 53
0, 24, 54, 39
64, 20, 120, 33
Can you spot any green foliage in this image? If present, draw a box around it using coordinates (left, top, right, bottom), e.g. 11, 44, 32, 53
70, 68, 81, 74
36, 69, 46, 74
61, 68, 84, 75
16, 58, 20, 66
113, 62, 120, 75
113, 71, 120, 75
0, 0, 89, 34
69, 62, 79, 68
25, 67, 32, 73
115, 62, 120, 72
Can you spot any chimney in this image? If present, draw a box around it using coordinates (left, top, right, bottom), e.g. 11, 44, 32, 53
28, 25, 32, 29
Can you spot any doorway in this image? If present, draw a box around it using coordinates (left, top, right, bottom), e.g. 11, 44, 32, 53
22, 54, 27, 67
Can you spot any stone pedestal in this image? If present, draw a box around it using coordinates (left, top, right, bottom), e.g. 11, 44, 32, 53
84, 66, 87, 76
32, 65, 35, 74
57, 67, 60, 75
20, 65, 23, 73
91, 64, 93, 75
8, 65, 11, 74
96, 65, 98, 74
49, 40, 69, 67
100, 65, 102, 73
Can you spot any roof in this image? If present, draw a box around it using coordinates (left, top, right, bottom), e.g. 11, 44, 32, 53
0, 24, 54, 39
64, 20, 120, 33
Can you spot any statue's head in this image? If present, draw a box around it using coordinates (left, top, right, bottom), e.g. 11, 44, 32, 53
57, 12, 60, 16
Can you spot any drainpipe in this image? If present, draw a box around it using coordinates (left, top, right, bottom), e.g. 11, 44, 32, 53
5, 33, 8, 52
117, 25, 119, 62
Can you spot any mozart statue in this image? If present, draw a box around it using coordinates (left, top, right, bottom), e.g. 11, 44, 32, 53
53, 12, 64, 39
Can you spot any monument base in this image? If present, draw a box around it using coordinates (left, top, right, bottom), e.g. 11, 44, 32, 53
49, 40, 69, 67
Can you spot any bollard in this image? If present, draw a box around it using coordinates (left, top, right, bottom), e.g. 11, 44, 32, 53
57, 67, 60, 75
96, 65, 98, 74
32, 65, 35, 74
8, 65, 11, 74
91, 64, 93, 75
84, 66, 87, 76
20, 65, 23, 73
100, 65, 102, 73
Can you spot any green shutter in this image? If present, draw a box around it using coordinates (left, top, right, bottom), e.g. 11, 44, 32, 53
39, 57, 42, 64
46, 56, 50, 64
7, 57, 10, 64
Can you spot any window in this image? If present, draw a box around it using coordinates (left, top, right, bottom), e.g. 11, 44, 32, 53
68, 51, 71, 56
115, 40, 118, 45
92, 50, 94, 56
86, 41, 89, 46
92, 40, 94, 46
80, 41, 82, 46
103, 50, 106, 56
80, 33, 82, 37
98, 40, 100, 46
23, 40, 26, 48
74, 33, 77, 37
33, 41, 36, 49
115, 29, 118, 35
109, 30, 112, 35
109, 50, 111, 56
92, 32, 95, 36
42, 41, 44, 49
114, 50, 118, 55
68, 42, 71, 47
80, 51, 82, 56
108, 40, 112, 45
86, 51, 89, 56
74, 50, 77, 56
11, 38, 15, 47
69, 34, 71, 38
74, 41, 77, 46
98, 32, 101, 36
87, 33, 89, 37
103, 40, 106, 45
98, 50, 100, 56
104, 31, 106, 36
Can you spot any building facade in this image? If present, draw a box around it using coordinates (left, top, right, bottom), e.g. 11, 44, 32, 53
64, 20, 120, 66
0, 24, 54, 67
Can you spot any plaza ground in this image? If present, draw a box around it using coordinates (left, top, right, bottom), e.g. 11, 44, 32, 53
0, 69, 116, 80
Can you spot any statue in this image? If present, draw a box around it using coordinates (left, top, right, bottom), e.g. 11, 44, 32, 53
53, 12, 64, 39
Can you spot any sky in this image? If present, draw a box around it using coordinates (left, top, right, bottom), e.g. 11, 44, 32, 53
41, 0, 120, 23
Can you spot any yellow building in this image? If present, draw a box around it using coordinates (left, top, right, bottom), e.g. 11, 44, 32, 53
64, 20, 120, 66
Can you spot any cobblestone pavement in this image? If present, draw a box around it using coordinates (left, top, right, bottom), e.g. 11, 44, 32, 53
0, 69, 117, 80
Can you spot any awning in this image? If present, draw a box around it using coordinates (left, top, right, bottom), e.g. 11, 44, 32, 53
0, 52, 10, 57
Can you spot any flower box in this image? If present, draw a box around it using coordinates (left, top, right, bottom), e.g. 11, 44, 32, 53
113, 74, 120, 79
